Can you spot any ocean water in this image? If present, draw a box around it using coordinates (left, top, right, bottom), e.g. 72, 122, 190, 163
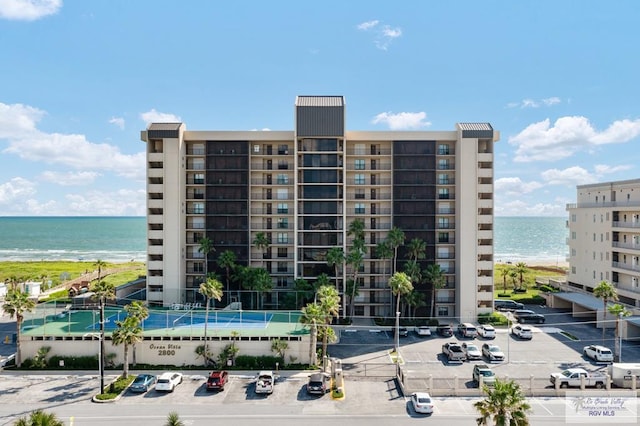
0, 216, 568, 264
0, 217, 146, 262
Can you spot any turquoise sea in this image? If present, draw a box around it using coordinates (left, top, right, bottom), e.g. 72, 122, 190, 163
0, 216, 568, 264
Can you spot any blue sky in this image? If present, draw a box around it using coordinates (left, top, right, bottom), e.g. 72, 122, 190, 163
1, 0, 639, 217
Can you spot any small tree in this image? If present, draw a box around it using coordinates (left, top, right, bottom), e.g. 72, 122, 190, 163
608, 303, 631, 361
14, 409, 64, 426
515, 262, 528, 290
164, 412, 185, 426
2, 288, 36, 367
474, 378, 532, 425
271, 338, 289, 362
111, 316, 142, 378
593, 280, 618, 344
124, 301, 149, 366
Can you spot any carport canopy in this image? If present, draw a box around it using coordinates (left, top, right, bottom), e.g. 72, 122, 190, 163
553, 292, 604, 311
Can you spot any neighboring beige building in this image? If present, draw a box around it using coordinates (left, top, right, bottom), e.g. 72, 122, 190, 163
140, 96, 499, 322
567, 179, 640, 309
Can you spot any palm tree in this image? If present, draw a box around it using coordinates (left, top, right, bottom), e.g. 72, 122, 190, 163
345, 247, 364, 318
326, 246, 345, 300
514, 262, 528, 290
300, 302, 324, 366
14, 409, 64, 426
389, 272, 413, 354
198, 236, 216, 285
270, 338, 289, 362
123, 301, 148, 366
90, 280, 115, 394
405, 290, 426, 319
93, 259, 107, 282
217, 249, 236, 305
111, 316, 142, 378
253, 231, 270, 267
593, 280, 618, 344
508, 269, 518, 290
424, 263, 445, 318
253, 268, 273, 310
500, 266, 511, 294
376, 241, 394, 316
317, 285, 340, 369
386, 227, 405, 274
164, 412, 185, 426
199, 275, 224, 365
2, 288, 36, 367
406, 238, 426, 262
474, 378, 532, 425
608, 303, 631, 361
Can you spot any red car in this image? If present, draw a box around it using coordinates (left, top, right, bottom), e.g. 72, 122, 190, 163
206, 370, 228, 391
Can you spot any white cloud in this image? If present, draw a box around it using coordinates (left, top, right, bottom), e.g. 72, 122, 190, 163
593, 164, 633, 175
140, 109, 181, 125
0, 0, 61, 21
40, 171, 100, 186
509, 116, 640, 162
357, 20, 379, 30
507, 97, 562, 109
371, 111, 430, 130
0, 177, 36, 204
540, 166, 596, 186
64, 188, 146, 216
542, 97, 561, 106
109, 117, 125, 130
357, 20, 402, 50
0, 101, 146, 180
494, 177, 543, 195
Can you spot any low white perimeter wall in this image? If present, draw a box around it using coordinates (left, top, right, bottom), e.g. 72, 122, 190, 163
20, 336, 310, 367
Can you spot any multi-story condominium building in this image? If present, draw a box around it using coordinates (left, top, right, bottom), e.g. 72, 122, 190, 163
567, 179, 640, 309
140, 96, 499, 321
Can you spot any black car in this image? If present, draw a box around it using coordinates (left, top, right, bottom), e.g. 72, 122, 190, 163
436, 325, 453, 337
306, 373, 330, 395
494, 299, 525, 311
513, 309, 545, 324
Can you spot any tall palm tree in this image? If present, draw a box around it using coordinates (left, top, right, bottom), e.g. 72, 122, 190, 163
608, 303, 631, 361
123, 301, 148, 366
93, 259, 107, 282
217, 249, 236, 305
317, 284, 340, 369
500, 266, 511, 294
424, 263, 445, 318
199, 275, 223, 365
164, 412, 185, 426
406, 238, 426, 263
326, 246, 345, 289
252, 268, 273, 310
253, 231, 270, 267
386, 227, 405, 274
300, 302, 324, 366
376, 241, 394, 316
270, 338, 289, 362
474, 378, 532, 425
111, 316, 142, 378
389, 272, 413, 354
2, 288, 36, 367
314, 273, 331, 302
198, 236, 216, 285
405, 290, 426, 319
514, 262, 528, 290
90, 279, 115, 394
14, 409, 64, 426
345, 246, 364, 318
593, 280, 618, 344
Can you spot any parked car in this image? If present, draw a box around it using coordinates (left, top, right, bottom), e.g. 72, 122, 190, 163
477, 324, 496, 339
442, 341, 466, 362
410, 392, 434, 414
414, 326, 432, 337
306, 373, 330, 395
155, 372, 183, 392
396, 327, 409, 337
550, 368, 606, 389
511, 324, 533, 340
462, 342, 482, 360
436, 324, 453, 337
255, 370, 275, 394
583, 345, 614, 362
472, 364, 496, 387
129, 374, 156, 393
457, 323, 478, 338
513, 309, 545, 324
494, 299, 524, 311
206, 370, 228, 391
482, 343, 505, 362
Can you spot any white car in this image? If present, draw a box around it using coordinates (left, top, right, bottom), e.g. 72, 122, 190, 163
155, 372, 183, 392
477, 324, 496, 339
410, 391, 434, 414
414, 326, 432, 337
511, 324, 533, 340
462, 342, 482, 360
583, 345, 614, 362
482, 343, 505, 362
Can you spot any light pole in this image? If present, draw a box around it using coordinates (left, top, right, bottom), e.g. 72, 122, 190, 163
84, 333, 103, 394
395, 311, 400, 356
618, 311, 623, 362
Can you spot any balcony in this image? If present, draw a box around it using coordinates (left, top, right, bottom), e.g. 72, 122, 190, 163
612, 261, 640, 273
612, 241, 640, 251
613, 221, 640, 229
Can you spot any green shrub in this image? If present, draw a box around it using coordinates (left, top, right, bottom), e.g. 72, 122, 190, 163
93, 375, 135, 400
234, 355, 284, 370
539, 284, 559, 293
47, 355, 98, 369
514, 295, 546, 305
478, 312, 508, 326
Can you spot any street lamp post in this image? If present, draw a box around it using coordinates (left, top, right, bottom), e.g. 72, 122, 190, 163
84, 333, 103, 394
619, 311, 623, 362
395, 311, 400, 356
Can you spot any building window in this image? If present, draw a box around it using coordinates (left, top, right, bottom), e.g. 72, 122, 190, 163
438, 144, 450, 155
438, 218, 450, 229
355, 189, 365, 199
438, 159, 449, 170
438, 188, 449, 199
277, 188, 288, 200
572, 231, 576, 239
194, 173, 204, 184
277, 218, 288, 229
355, 203, 365, 214
355, 174, 365, 185
354, 144, 365, 155
439, 232, 449, 243
277, 233, 288, 243
193, 262, 204, 273
277, 248, 288, 258
437, 306, 449, 317
278, 145, 288, 155
277, 262, 288, 272
355, 159, 365, 170
193, 203, 205, 214
438, 174, 449, 185
277, 203, 288, 214
277, 277, 287, 288
277, 174, 288, 184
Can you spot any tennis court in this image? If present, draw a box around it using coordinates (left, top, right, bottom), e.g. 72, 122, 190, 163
100, 310, 275, 331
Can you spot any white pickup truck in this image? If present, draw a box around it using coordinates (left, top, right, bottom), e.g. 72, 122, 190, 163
255, 370, 275, 394
550, 368, 606, 389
